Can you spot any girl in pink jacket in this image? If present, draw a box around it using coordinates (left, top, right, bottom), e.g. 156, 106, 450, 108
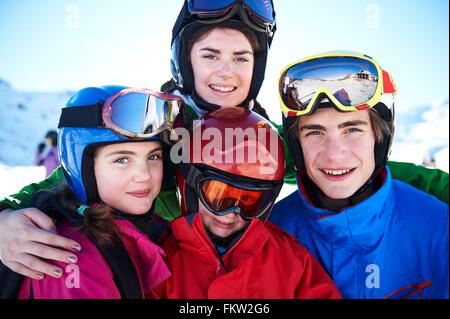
18, 85, 182, 298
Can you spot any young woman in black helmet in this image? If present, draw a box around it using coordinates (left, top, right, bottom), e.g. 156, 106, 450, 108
0, 0, 447, 285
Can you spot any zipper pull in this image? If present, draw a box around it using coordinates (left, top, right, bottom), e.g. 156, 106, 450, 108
417, 280, 432, 298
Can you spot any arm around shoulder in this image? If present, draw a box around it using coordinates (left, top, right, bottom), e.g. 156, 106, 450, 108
0, 166, 64, 211
388, 161, 449, 204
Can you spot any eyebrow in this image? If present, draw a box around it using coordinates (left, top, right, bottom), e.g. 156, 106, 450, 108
199, 47, 253, 56
299, 120, 368, 132
106, 150, 135, 157
105, 147, 163, 157
299, 124, 326, 132
338, 120, 368, 129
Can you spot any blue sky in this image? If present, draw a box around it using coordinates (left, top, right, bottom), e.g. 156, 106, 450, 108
0, 0, 448, 122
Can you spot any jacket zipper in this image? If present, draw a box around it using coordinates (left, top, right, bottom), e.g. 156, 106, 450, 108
199, 218, 258, 275
216, 252, 227, 274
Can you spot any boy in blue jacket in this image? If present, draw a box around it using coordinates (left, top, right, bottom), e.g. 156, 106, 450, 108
270, 52, 448, 299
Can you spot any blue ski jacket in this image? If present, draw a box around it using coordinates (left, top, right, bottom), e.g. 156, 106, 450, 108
270, 167, 448, 299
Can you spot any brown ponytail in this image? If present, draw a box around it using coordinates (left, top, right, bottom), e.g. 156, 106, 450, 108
251, 99, 271, 120
34, 184, 121, 246
77, 201, 121, 247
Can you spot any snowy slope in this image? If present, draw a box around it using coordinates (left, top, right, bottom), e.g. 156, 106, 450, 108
390, 98, 449, 171
0, 78, 73, 166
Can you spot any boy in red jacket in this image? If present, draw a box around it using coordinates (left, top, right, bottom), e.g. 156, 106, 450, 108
150, 108, 341, 299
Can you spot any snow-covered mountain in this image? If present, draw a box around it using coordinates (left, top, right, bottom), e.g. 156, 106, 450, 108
0, 78, 73, 166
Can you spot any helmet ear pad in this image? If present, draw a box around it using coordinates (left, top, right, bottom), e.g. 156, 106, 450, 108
372, 102, 395, 169
170, 57, 181, 88
282, 114, 305, 173
81, 143, 100, 204
160, 141, 176, 191
170, 33, 186, 90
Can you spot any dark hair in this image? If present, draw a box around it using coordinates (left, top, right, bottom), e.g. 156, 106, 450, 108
45, 130, 58, 147
33, 183, 121, 246
186, 24, 261, 57
37, 142, 46, 154
368, 108, 392, 143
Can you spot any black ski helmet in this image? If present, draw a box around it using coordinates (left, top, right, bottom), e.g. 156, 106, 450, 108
170, 0, 276, 103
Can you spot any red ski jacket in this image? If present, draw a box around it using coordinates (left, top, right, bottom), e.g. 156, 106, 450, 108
151, 213, 341, 299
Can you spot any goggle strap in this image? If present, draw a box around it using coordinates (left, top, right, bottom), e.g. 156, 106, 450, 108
179, 163, 203, 215
188, 3, 274, 33
179, 163, 203, 188
58, 104, 102, 128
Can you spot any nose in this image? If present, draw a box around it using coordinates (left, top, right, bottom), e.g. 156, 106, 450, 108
217, 60, 232, 78
133, 161, 152, 183
323, 136, 348, 161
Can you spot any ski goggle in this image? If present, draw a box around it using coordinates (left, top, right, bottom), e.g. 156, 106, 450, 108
59, 88, 182, 139
187, 0, 276, 35
196, 169, 281, 220
279, 52, 397, 117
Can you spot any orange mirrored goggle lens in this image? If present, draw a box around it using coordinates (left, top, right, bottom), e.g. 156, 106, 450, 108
200, 179, 273, 218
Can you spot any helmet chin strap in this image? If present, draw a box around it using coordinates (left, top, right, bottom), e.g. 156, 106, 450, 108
298, 169, 383, 213
190, 89, 221, 112
297, 136, 387, 213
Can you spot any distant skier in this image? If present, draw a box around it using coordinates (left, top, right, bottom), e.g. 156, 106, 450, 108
35, 130, 59, 177
34, 142, 46, 166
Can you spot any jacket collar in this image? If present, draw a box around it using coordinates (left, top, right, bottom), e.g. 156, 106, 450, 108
114, 219, 171, 294
296, 167, 393, 250
171, 213, 270, 268
173, 90, 208, 118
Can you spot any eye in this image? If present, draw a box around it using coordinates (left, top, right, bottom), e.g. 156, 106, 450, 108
235, 56, 250, 63
148, 154, 162, 161
305, 130, 322, 137
114, 157, 129, 164
202, 54, 217, 60
347, 127, 362, 134
240, 194, 257, 204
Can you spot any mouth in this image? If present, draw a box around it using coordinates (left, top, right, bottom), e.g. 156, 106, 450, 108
127, 189, 151, 198
209, 84, 237, 93
212, 218, 236, 229
320, 168, 356, 180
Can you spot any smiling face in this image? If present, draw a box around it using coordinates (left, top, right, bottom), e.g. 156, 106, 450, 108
190, 27, 254, 108
198, 199, 249, 239
297, 108, 376, 199
94, 141, 163, 215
